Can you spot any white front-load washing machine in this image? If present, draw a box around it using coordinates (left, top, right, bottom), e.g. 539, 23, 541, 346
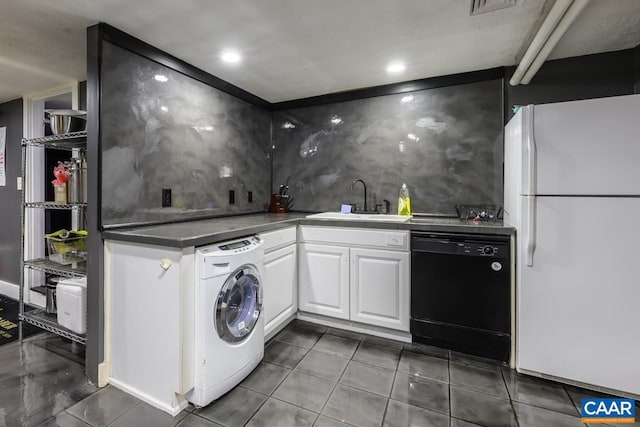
190, 235, 265, 407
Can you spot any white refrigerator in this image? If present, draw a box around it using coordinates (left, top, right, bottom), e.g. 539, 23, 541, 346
504, 94, 640, 396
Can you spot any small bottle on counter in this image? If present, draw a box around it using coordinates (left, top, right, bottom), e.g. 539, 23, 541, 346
398, 183, 411, 216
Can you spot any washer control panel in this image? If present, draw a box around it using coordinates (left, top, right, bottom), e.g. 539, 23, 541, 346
199, 236, 262, 256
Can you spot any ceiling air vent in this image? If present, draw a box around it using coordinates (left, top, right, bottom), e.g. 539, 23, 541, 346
470, 0, 519, 15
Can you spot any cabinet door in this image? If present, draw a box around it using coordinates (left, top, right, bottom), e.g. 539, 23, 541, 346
350, 248, 410, 331
298, 243, 350, 320
263, 244, 297, 336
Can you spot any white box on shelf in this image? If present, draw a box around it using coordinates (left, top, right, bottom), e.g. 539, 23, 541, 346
57, 276, 87, 334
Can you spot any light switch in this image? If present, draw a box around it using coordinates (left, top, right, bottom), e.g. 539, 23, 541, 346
16, 177, 22, 191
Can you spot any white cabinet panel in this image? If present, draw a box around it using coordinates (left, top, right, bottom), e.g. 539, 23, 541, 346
263, 244, 297, 336
299, 226, 408, 250
107, 241, 192, 414
260, 227, 297, 252
350, 248, 409, 331
298, 243, 350, 320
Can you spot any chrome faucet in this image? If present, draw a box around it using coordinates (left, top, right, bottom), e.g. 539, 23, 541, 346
350, 179, 368, 212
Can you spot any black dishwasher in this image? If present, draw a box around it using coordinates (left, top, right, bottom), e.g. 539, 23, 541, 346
411, 232, 511, 362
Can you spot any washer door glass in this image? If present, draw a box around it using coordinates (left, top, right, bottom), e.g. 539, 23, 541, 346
215, 265, 262, 343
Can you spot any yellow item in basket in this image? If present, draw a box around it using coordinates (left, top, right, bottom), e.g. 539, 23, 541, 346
45, 229, 88, 254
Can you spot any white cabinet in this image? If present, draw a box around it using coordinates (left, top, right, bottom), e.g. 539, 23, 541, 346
298, 243, 350, 320
106, 240, 193, 415
350, 248, 409, 331
259, 226, 298, 337
298, 226, 410, 331
263, 244, 298, 336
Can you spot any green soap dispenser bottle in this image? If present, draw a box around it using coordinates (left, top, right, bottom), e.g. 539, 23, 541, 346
398, 183, 411, 216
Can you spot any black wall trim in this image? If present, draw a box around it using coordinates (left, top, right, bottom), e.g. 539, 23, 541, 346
86, 23, 104, 384
100, 23, 271, 109
271, 67, 504, 110
95, 23, 505, 112
634, 44, 640, 94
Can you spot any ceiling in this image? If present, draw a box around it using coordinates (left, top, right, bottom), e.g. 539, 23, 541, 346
1, 0, 640, 105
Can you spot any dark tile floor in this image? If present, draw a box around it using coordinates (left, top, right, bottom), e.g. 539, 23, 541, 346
4, 321, 638, 426
0, 333, 98, 427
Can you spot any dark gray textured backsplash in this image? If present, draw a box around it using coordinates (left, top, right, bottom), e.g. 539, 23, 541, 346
100, 42, 271, 227
272, 80, 503, 215
100, 40, 501, 225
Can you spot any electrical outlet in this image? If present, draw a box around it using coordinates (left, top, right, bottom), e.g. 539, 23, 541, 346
229, 190, 235, 205
248, 191, 253, 203
162, 188, 172, 207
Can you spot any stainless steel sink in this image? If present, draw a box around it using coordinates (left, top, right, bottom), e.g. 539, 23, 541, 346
305, 212, 412, 222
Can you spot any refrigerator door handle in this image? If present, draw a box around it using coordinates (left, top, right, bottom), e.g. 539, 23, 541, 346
523, 106, 536, 195
523, 195, 536, 266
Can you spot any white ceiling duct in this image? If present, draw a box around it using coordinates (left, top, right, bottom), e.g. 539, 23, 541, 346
510, 0, 590, 86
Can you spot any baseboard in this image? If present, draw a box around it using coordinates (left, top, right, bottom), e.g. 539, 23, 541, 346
98, 362, 111, 387
517, 368, 640, 400
108, 378, 188, 416
0, 280, 19, 300
265, 312, 297, 341
0, 281, 47, 308
296, 312, 412, 343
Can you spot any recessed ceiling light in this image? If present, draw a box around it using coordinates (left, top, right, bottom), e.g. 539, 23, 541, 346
386, 62, 406, 73
401, 95, 414, 103
221, 50, 242, 64
154, 74, 168, 82
330, 116, 343, 125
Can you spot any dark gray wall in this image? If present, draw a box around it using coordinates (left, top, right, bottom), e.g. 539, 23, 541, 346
0, 98, 23, 287
634, 45, 640, 94
100, 42, 271, 228
272, 80, 503, 215
505, 49, 636, 122
79, 81, 87, 110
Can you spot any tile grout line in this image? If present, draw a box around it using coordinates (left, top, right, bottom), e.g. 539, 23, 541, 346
199, 325, 307, 427
561, 384, 582, 417
448, 349, 452, 424
244, 332, 323, 425
265, 395, 322, 420
500, 365, 521, 427
316, 331, 358, 419
379, 346, 403, 426
352, 340, 404, 372
288, 346, 351, 383
189, 411, 229, 426
102, 401, 142, 426
562, 384, 589, 426
500, 373, 588, 422
59, 410, 93, 427
449, 364, 514, 401
312, 330, 400, 425
233, 384, 271, 424
389, 347, 453, 419
380, 348, 401, 427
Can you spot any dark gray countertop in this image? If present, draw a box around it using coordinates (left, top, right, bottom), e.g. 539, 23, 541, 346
102, 213, 514, 248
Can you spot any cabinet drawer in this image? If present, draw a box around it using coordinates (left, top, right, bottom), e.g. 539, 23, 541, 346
299, 226, 408, 251
260, 226, 297, 252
